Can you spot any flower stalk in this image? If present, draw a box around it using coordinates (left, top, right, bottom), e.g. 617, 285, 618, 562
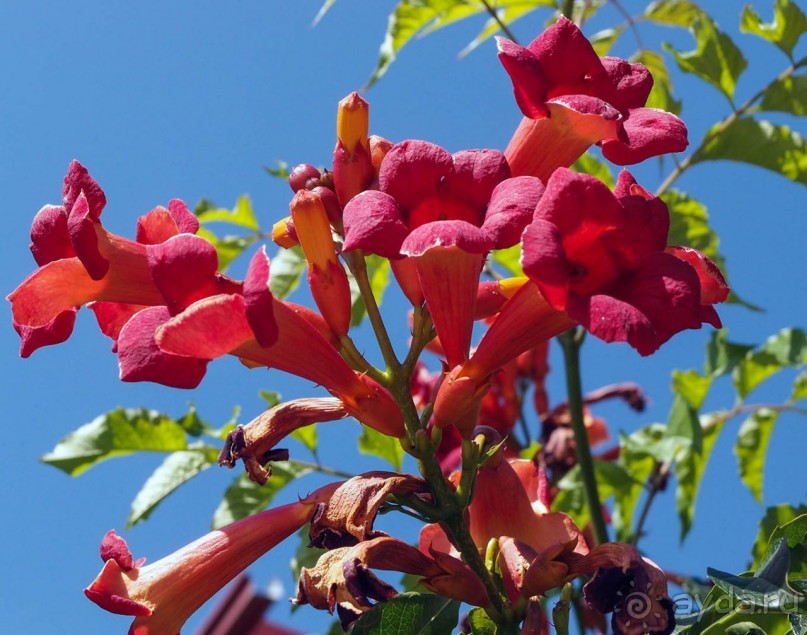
558, 328, 609, 546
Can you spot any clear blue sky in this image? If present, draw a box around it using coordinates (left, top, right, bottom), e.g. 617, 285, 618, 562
1, 1, 804, 633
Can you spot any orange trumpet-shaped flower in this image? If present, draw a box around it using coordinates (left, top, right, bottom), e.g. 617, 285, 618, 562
84, 483, 338, 635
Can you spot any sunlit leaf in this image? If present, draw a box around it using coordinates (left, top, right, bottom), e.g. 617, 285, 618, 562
196, 194, 259, 231
665, 393, 703, 456
707, 565, 803, 613
491, 243, 523, 276
259, 390, 281, 408
673, 369, 714, 410
735, 409, 778, 504
211, 460, 313, 528
759, 74, 807, 116
705, 330, 754, 377
633, 50, 682, 115
126, 445, 220, 528
676, 416, 725, 540
662, 190, 725, 271
733, 328, 807, 399
195, 226, 256, 272
664, 16, 747, 102
613, 426, 662, 542
553, 460, 636, 530
765, 515, 807, 578
368, 0, 483, 87
741, 0, 807, 59
358, 426, 404, 471
589, 26, 624, 56
349, 254, 391, 327
572, 152, 615, 188
644, 0, 706, 28
696, 118, 807, 186
269, 245, 306, 299
290, 425, 319, 455
264, 160, 290, 179
351, 592, 460, 634
791, 371, 807, 402
41, 408, 190, 476
468, 607, 498, 634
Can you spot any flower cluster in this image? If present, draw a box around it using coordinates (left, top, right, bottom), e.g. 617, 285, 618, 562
9, 16, 727, 635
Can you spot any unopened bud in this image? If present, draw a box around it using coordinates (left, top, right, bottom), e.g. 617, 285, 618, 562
336, 92, 369, 153
311, 185, 342, 225
369, 135, 393, 177
289, 163, 322, 193
290, 190, 351, 335
272, 216, 299, 248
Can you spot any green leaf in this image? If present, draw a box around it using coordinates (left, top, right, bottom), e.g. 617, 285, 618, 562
264, 160, 290, 179
196, 194, 259, 231
368, 1, 482, 87
752, 504, 807, 566
259, 390, 281, 408
358, 426, 404, 471
665, 393, 703, 456
790, 613, 807, 635
741, 0, 807, 59
676, 416, 725, 540
349, 254, 391, 327
733, 328, 807, 399
707, 566, 805, 614
613, 426, 662, 541
766, 514, 807, 579
554, 460, 636, 529
572, 152, 615, 188
290, 425, 319, 454
269, 245, 306, 299
41, 408, 190, 476
351, 592, 460, 635
176, 406, 216, 437
735, 409, 779, 503
468, 607, 498, 634
195, 226, 256, 272
791, 370, 807, 402
590, 26, 624, 56
126, 446, 220, 528
696, 118, 807, 186
664, 16, 747, 102
726, 623, 768, 635
491, 243, 522, 276
759, 74, 807, 117
662, 190, 725, 272
705, 330, 754, 378
673, 369, 714, 410
211, 460, 313, 528
632, 50, 682, 115
644, 0, 706, 28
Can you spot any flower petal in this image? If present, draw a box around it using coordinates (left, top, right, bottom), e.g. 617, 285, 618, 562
30, 205, 74, 265
444, 149, 511, 210
482, 176, 545, 249
600, 57, 653, 111
118, 306, 209, 388
379, 140, 453, 213
521, 218, 570, 309
497, 36, 549, 117
600, 108, 688, 165
342, 190, 409, 258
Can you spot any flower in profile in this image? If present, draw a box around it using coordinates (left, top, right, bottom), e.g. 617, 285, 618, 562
420, 450, 587, 602
156, 247, 404, 436
567, 543, 675, 635
498, 16, 688, 180
521, 168, 729, 355
84, 483, 338, 635
343, 139, 544, 368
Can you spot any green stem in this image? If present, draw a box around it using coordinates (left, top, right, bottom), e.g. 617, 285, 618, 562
344, 250, 400, 373
630, 461, 669, 546
656, 55, 807, 197
339, 335, 388, 385
552, 584, 573, 635
560, 0, 575, 20
287, 459, 356, 480
558, 328, 609, 546
479, 0, 519, 43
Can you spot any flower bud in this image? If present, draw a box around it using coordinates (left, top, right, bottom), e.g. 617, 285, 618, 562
369, 135, 393, 177
289, 163, 322, 193
290, 189, 351, 335
333, 92, 373, 207
272, 216, 299, 248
